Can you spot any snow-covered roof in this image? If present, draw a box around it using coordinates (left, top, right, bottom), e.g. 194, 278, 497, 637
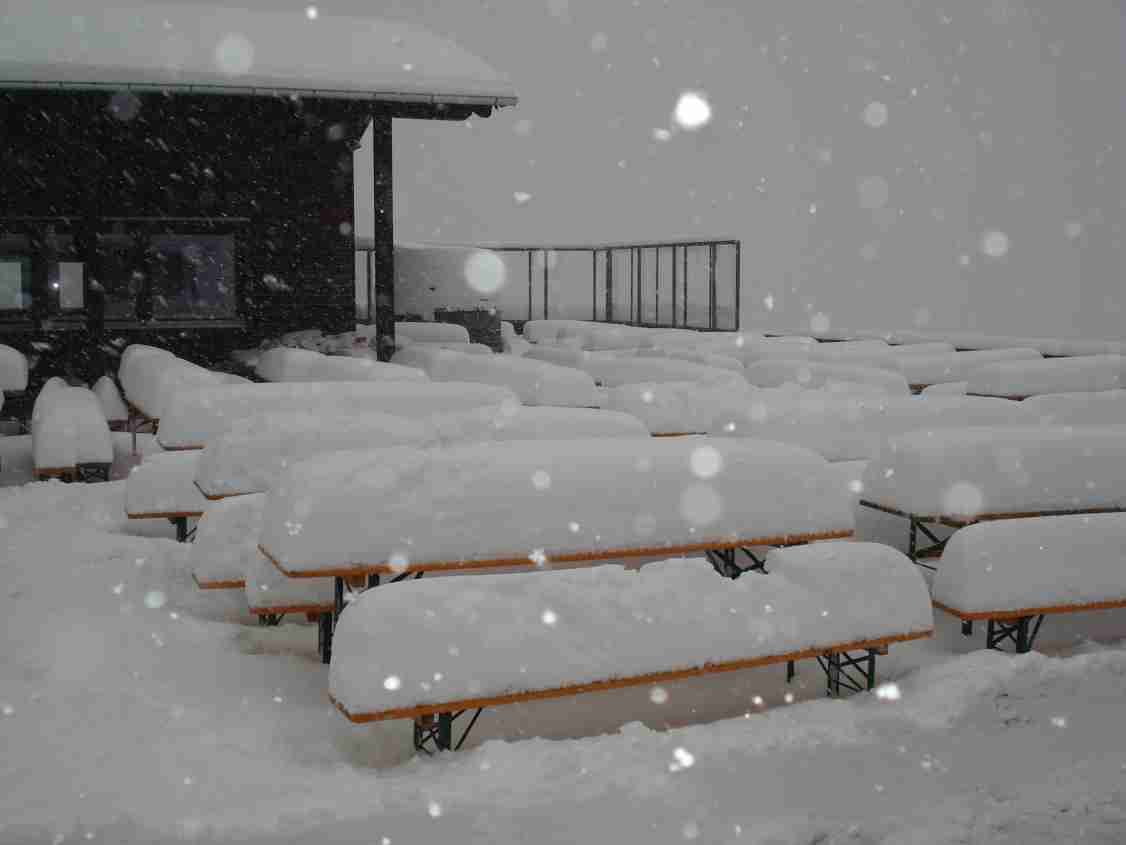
0, 1, 517, 108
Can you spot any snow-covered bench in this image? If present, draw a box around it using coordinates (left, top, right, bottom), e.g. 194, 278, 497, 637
966, 355, 1126, 400
118, 344, 223, 423
31, 384, 113, 481
1021, 390, 1126, 425
744, 360, 910, 395
254, 347, 427, 384
895, 348, 1042, 393
193, 406, 648, 500
259, 437, 855, 662
858, 426, 1126, 566
579, 357, 746, 389
932, 514, 1126, 653
125, 451, 208, 540
329, 544, 933, 752
602, 381, 750, 436
710, 395, 1032, 462
156, 381, 518, 450
93, 375, 129, 431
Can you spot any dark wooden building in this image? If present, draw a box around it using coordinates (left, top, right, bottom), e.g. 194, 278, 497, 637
0, 2, 516, 386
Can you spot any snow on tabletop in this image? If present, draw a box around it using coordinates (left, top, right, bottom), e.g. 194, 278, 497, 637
920, 381, 968, 396
189, 493, 264, 588
896, 348, 1042, 387
119, 352, 225, 419
395, 321, 470, 344
521, 319, 591, 344
31, 387, 112, 469
966, 354, 1126, 397
92, 375, 128, 422
862, 425, 1126, 519
255, 346, 427, 384
0, 343, 28, 391
602, 381, 751, 434
711, 394, 1031, 461
744, 360, 910, 395
559, 322, 647, 351
424, 349, 598, 407
125, 450, 207, 517
1022, 390, 1126, 425
886, 342, 957, 358
521, 343, 590, 367
0, 2, 516, 103
260, 437, 853, 576
156, 380, 518, 449
430, 405, 649, 444
503, 335, 532, 356
330, 548, 931, 716
933, 514, 1126, 615
246, 549, 333, 612
195, 410, 440, 498
580, 356, 747, 389
636, 346, 745, 373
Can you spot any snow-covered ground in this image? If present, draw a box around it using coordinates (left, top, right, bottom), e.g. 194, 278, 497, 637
2, 436, 1125, 844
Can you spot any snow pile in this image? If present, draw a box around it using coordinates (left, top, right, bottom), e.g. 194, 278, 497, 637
0, 343, 28, 391
744, 360, 910, 395
189, 493, 264, 589
255, 346, 427, 384
118, 345, 226, 419
156, 381, 518, 449
933, 513, 1126, 615
896, 348, 1042, 387
31, 386, 112, 471
966, 354, 1126, 397
1022, 390, 1126, 425
432, 405, 649, 444
330, 545, 932, 716
602, 381, 751, 434
246, 549, 333, 613
124, 450, 207, 517
195, 411, 439, 498
418, 349, 598, 407
92, 375, 129, 424
261, 438, 852, 575
711, 394, 1032, 461
862, 425, 1126, 518
396, 321, 470, 344
581, 356, 747, 388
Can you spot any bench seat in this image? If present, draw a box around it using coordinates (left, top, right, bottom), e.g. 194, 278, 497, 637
127, 451, 208, 540
189, 494, 264, 590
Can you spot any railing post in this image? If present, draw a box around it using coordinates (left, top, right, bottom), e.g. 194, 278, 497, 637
591, 250, 597, 321
655, 246, 660, 325
542, 249, 549, 320
734, 241, 741, 331
708, 243, 718, 329
605, 249, 614, 322
671, 245, 678, 327
527, 250, 533, 321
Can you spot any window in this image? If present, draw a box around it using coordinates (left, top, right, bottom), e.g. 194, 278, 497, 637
150, 234, 236, 318
0, 256, 31, 311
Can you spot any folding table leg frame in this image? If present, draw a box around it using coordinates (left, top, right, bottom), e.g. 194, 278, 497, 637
985, 615, 1044, 654
816, 649, 880, 697
906, 518, 951, 571
413, 708, 485, 754
706, 546, 770, 579
320, 571, 426, 664
170, 517, 196, 543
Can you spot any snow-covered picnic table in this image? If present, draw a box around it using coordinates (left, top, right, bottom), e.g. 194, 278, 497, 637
329, 544, 933, 752
31, 384, 112, 481
125, 451, 208, 540
966, 355, 1126, 399
254, 346, 427, 384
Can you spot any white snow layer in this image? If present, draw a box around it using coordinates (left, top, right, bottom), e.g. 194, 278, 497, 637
862, 425, 1126, 518
711, 394, 1032, 461
118, 346, 225, 419
420, 349, 598, 407
933, 513, 1126, 614
156, 381, 519, 449
602, 381, 750, 434
330, 545, 933, 716
246, 549, 333, 612
0, 343, 28, 391
260, 437, 853, 575
433, 405, 649, 443
255, 347, 427, 384
966, 354, 1126, 397
520, 343, 591, 367
31, 386, 112, 470
580, 356, 747, 388
896, 348, 1042, 387
189, 493, 265, 588
744, 360, 911, 395
124, 450, 207, 517
92, 375, 129, 423
395, 321, 471, 344
1021, 390, 1126, 425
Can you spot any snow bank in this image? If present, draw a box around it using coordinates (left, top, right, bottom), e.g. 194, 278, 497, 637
330, 545, 931, 716
422, 349, 598, 407
1021, 390, 1126, 425
246, 549, 333, 612
602, 381, 750, 434
896, 348, 1042, 387
124, 451, 207, 517
31, 387, 112, 470
255, 347, 427, 384
744, 360, 910, 395
862, 425, 1126, 518
581, 356, 746, 388
966, 355, 1126, 397
157, 381, 518, 449
93, 375, 129, 423
261, 438, 852, 575
118, 347, 225, 419
395, 321, 470, 344
195, 411, 439, 498
189, 494, 264, 589
0, 343, 28, 391
432, 405, 649, 444
933, 514, 1126, 614
711, 395, 1032, 461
